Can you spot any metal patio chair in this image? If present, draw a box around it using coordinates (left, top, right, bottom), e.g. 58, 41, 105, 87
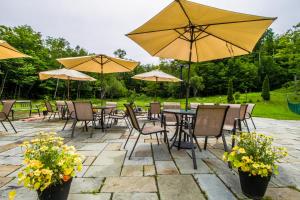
71, 102, 97, 138
0, 100, 17, 133
124, 103, 170, 159
185, 105, 229, 169
62, 101, 76, 131
44, 101, 59, 120
244, 103, 256, 129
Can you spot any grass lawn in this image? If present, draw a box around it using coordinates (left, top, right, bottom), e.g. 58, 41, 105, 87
3, 89, 300, 120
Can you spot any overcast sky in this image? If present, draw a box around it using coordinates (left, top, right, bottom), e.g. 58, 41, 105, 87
1, 0, 299, 64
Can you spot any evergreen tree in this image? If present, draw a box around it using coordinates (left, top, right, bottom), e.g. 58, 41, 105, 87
227, 79, 234, 103
261, 75, 271, 101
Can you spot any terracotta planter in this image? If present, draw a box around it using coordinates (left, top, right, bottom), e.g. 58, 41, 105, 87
239, 170, 271, 200
37, 178, 72, 200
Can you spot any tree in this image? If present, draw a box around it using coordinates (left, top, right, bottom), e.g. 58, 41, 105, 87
190, 75, 205, 97
227, 79, 234, 103
261, 75, 271, 101
113, 49, 127, 59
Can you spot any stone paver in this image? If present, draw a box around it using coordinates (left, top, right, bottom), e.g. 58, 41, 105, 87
0, 165, 21, 177
112, 193, 159, 200
157, 175, 206, 200
70, 178, 104, 193
68, 193, 111, 200
144, 165, 156, 176
121, 165, 143, 176
102, 177, 157, 192
155, 161, 179, 175
0, 117, 299, 200
194, 174, 237, 200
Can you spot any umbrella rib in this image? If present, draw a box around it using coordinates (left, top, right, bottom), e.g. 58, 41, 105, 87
63, 56, 95, 70
152, 29, 189, 56
107, 58, 133, 71
202, 30, 251, 53
175, 0, 192, 25
126, 18, 275, 36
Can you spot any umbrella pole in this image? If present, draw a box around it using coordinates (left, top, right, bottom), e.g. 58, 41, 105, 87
155, 77, 158, 101
185, 26, 195, 110
67, 78, 70, 100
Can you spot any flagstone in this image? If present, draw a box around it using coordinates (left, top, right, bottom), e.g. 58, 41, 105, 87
0, 156, 23, 165
93, 151, 126, 166
144, 165, 156, 176
175, 158, 211, 174
75, 165, 88, 178
0, 177, 12, 187
112, 193, 159, 200
152, 144, 172, 161
79, 143, 107, 151
101, 177, 157, 192
265, 187, 300, 200
194, 174, 237, 200
0, 165, 21, 177
105, 143, 122, 151
157, 175, 205, 200
83, 156, 96, 165
121, 165, 143, 176
218, 173, 247, 199
132, 143, 152, 157
70, 177, 104, 193
155, 161, 179, 175
68, 193, 111, 200
84, 165, 122, 177
78, 150, 101, 157
123, 157, 153, 166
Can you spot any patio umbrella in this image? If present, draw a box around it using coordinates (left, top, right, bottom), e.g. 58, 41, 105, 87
39, 68, 96, 99
126, 0, 276, 109
0, 40, 30, 60
132, 69, 182, 98
57, 54, 139, 99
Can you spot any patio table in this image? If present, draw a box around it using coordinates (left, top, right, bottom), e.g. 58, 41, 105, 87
93, 105, 116, 132
162, 109, 196, 150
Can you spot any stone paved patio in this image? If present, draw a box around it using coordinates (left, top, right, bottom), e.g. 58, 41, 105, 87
0, 116, 300, 200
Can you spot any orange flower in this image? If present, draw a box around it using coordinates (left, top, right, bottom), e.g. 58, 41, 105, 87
62, 175, 70, 182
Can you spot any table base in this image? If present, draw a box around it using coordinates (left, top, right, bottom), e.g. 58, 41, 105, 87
173, 141, 196, 149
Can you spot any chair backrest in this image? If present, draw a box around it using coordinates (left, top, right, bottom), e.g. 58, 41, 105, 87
222, 104, 241, 130
193, 105, 229, 137
56, 101, 66, 113
1, 100, 16, 116
240, 104, 248, 120
73, 102, 94, 121
150, 102, 161, 115
18, 100, 32, 109
44, 101, 53, 112
190, 103, 201, 110
203, 103, 215, 105
65, 101, 75, 118
245, 104, 255, 118
105, 102, 117, 114
163, 102, 181, 122
124, 104, 140, 131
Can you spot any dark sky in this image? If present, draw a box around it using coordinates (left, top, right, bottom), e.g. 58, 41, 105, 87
1, 0, 299, 64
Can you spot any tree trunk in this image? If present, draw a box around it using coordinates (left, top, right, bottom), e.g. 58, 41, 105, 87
54, 79, 59, 99
0, 70, 8, 98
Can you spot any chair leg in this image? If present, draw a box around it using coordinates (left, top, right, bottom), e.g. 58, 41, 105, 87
7, 118, 17, 133
71, 120, 77, 138
191, 135, 197, 169
48, 113, 52, 120
53, 112, 56, 119
250, 116, 256, 129
129, 133, 141, 160
244, 120, 250, 133
62, 118, 69, 131
204, 136, 208, 150
90, 121, 95, 138
0, 121, 8, 131
221, 133, 228, 152
231, 130, 236, 148
164, 131, 171, 154
124, 128, 133, 148
155, 133, 160, 145
193, 134, 202, 152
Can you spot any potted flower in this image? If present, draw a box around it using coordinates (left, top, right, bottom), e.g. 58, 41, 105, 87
223, 132, 288, 199
18, 132, 82, 200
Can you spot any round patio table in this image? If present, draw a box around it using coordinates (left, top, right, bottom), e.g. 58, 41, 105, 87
93, 105, 116, 132
162, 109, 196, 149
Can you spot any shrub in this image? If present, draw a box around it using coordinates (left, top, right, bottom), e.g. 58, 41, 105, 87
234, 92, 241, 101
261, 75, 271, 101
227, 79, 235, 103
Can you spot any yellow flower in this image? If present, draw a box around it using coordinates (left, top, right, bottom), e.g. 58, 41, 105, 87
238, 148, 246, 154
8, 190, 16, 200
64, 168, 73, 176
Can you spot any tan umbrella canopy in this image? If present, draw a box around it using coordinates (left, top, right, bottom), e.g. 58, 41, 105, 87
127, 0, 276, 109
39, 68, 96, 99
57, 54, 139, 100
132, 70, 182, 98
57, 54, 139, 74
132, 70, 182, 82
0, 40, 30, 60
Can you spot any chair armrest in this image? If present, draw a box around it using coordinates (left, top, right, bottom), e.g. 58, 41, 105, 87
0, 112, 8, 119
141, 119, 161, 130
